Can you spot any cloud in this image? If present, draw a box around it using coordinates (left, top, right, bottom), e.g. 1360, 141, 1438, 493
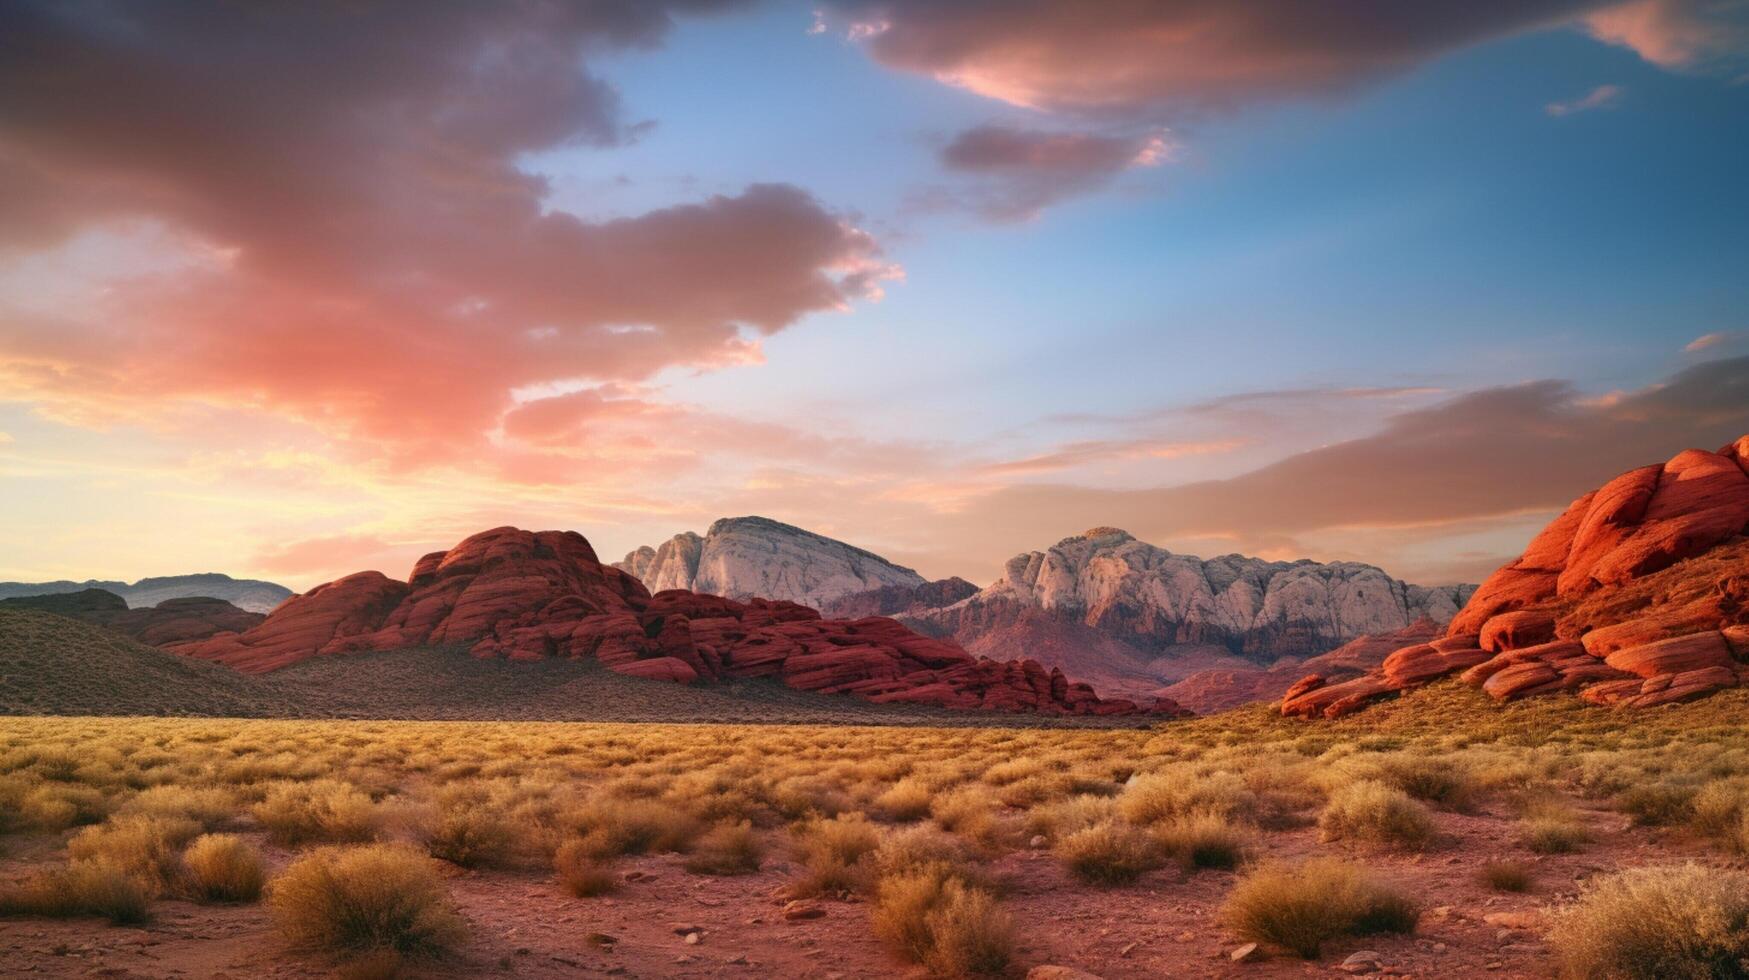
821, 1, 1748, 118
252, 533, 397, 577
907, 356, 1749, 579
1546, 83, 1626, 115
922, 125, 1172, 220
1685, 331, 1738, 352
0, 1, 893, 469
1582, 0, 1749, 71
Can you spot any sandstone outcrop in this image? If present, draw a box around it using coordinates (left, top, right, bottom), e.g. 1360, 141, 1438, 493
0, 589, 266, 646
1158, 619, 1446, 715
616, 517, 927, 609
1283, 438, 1749, 718
175, 527, 1182, 716
818, 577, 979, 619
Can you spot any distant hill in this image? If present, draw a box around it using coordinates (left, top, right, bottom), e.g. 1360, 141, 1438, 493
0, 573, 292, 613
0, 589, 263, 646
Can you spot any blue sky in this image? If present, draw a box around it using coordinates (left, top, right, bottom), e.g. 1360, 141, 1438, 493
1, 0, 1747, 589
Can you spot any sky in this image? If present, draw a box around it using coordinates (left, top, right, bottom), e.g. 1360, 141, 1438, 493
1, 0, 1748, 592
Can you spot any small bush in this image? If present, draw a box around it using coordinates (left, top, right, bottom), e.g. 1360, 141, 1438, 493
1222, 858, 1418, 958
563, 797, 700, 857
68, 814, 201, 883
1118, 769, 1255, 824
1154, 811, 1251, 870
420, 804, 517, 869
794, 814, 881, 895
254, 780, 377, 846
1479, 860, 1533, 893
683, 821, 763, 875
181, 834, 265, 902
875, 779, 933, 822
1055, 820, 1163, 886
268, 845, 464, 956
0, 861, 152, 923
1318, 780, 1434, 847
872, 867, 1012, 976
553, 839, 617, 897
1520, 799, 1591, 854
1617, 783, 1697, 827
1549, 864, 1749, 979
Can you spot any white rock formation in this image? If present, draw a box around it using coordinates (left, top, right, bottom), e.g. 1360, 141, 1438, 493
909, 527, 1474, 661
615, 517, 925, 609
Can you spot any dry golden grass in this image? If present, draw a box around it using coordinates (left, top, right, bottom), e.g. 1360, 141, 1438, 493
1222, 858, 1418, 958
1054, 820, 1163, 885
1478, 859, 1533, 893
871, 864, 1013, 977
1317, 779, 1435, 848
0, 860, 152, 923
254, 779, 377, 846
180, 833, 265, 902
683, 820, 763, 875
553, 839, 619, 897
1549, 864, 1749, 979
268, 844, 465, 956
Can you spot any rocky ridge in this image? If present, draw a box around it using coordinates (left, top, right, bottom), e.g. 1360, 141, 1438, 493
1283, 437, 1749, 718
905, 528, 1472, 685
0, 573, 292, 614
616, 516, 927, 609
174, 527, 1182, 716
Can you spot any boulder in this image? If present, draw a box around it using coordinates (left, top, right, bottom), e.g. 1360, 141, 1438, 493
1603, 632, 1732, 678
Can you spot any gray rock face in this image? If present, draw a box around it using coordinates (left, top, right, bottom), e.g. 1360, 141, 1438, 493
909, 528, 1475, 663
0, 573, 293, 614
615, 517, 925, 609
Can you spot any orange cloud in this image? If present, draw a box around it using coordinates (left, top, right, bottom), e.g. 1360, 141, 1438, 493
928, 124, 1173, 220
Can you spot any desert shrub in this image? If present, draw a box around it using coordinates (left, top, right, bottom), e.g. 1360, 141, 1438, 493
1371, 754, 1475, 810
1617, 782, 1698, 827
794, 813, 882, 895
417, 788, 519, 869
553, 839, 618, 897
1154, 811, 1251, 870
0, 860, 152, 923
875, 779, 933, 822
872, 867, 1012, 976
1689, 780, 1749, 842
1222, 858, 1418, 958
121, 785, 238, 828
68, 814, 201, 883
1479, 860, 1533, 893
1520, 798, 1591, 854
1118, 769, 1255, 824
563, 797, 700, 857
930, 785, 1008, 847
1024, 794, 1114, 840
17, 783, 110, 830
254, 780, 377, 846
683, 821, 763, 875
1549, 864, 1749, 979
268, 845, 464, 956
180, 834, 265, 902
1055, 820, 1163, 886
1318, 780, 1434, 847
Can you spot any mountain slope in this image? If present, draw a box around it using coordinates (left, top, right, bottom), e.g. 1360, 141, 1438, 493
616, 516, 927, 608
0, 573, 292, 613
902, 527, 1472, 698
175, 526, 1178, 716
1283, 436, 1749, 718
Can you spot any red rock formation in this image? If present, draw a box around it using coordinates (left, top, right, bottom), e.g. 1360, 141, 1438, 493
1283, 438, 1749, 719
173, 527, 1184, 717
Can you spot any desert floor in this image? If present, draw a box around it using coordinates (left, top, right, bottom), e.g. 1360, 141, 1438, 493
4, 686, 1749, 978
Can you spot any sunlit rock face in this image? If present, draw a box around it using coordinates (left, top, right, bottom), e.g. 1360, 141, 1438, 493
616, 517, 927, 609
1283, 436, 1749, 718
171, 527, 1181, 716
909, 527, 1472, 663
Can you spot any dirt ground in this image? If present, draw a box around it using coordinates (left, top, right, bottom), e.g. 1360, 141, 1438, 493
0, 793, 1722, 979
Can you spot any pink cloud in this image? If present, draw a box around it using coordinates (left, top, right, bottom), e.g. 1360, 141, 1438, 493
928, 124, 1173, 220
1546, 83, 1625, 115
0, 3, 891, 471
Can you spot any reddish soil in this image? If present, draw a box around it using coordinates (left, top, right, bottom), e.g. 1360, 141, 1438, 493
0, 794, 1722, 979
